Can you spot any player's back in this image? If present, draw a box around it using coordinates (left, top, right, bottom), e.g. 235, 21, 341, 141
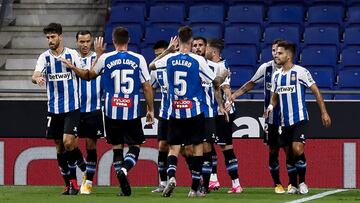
166, 52, 209, 118
99, 50, 150, 120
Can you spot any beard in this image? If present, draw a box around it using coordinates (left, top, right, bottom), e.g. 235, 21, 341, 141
49, 42, 59, 50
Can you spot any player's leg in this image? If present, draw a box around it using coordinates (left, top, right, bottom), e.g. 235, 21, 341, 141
63, 110, 85, 195
80, 110, 104, 194
46, 113, 71, 195
153, 118, 169, 193
292, 121, 308, 194
201, 117, 215, 193
209, 142, 220, 190
267, 124, 284, 193
282, 126, 298, 194
217, 114, 242, 194
180, 144, 193, 171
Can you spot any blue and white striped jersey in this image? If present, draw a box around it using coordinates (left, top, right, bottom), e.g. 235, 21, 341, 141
35, 47, 81, 114
216, 60, 235, 115
271, 65, 315, 126
202, 60, 217, 118
78, 52, 102, 113
251, 60, 280, 125
155, 52, 216, 119
150, 69, 171, 119
93, 51, 150, 120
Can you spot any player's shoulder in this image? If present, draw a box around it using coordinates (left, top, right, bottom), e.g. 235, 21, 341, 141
258, 60, 274, 69
188, 52, 206, 63
127, 51, 146, 61
65, 47, 80, 56
293, 64, 309, 73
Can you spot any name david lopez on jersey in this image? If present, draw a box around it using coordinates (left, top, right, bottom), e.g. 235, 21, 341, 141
48, 72, 72, 81
107, 59, 139, 69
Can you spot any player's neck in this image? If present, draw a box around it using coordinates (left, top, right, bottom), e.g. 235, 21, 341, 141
79, 51, 92, 58
50, 46, 64, 57
211, 55, 221, 63
282, 62, 294, 71
115, 44, 127, 52
179, 43, 191, 53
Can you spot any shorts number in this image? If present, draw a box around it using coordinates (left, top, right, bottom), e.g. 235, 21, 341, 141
47, 116, 52, 127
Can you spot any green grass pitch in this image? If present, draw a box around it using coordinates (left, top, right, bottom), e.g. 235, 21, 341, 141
0, 186, 359, 203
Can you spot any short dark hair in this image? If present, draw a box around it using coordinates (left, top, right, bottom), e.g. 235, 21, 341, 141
207, 38, 224, 52
193, 36, 207, 44
43, 23, 62, 35
277, 41, 296, 55
153, 40, 169, 50
178, 26, 192, 43
76, 30, 92, 40
272, 38, 285, 45
112, 27, 129, 45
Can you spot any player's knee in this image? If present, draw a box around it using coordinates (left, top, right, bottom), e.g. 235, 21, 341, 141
203, 142, 212, 153
159, 141, 169, 152
86, 138, 97, 150
269, 152, 279, 168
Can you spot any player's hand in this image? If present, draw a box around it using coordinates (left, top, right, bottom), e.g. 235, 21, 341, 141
146, 110, 155, 125
220, 107, 230, 122
35, 76, 46, 87
167, 36, 179, 52
94, 37, 106, 57
225, 96, 234, 112
321, 112, 331, 127
60, 57, 74, 69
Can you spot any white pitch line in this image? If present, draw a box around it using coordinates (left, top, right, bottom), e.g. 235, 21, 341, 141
285, 189, 348, 203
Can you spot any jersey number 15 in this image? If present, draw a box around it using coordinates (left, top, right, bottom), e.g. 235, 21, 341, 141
111, 69, 134, 94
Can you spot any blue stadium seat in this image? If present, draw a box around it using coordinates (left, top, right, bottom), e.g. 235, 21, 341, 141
144, 25, 177, 45
230, 67, 254, 98
346, 6, 360, 26
192, 24, 223, 39
307, 5, 344, 26
259, 46, 273, 64
300, 45, 338, 69
267, 4, 304, 25
305, 0, 345, 4
224, 25, 261, 45
343, 27, 360, 46
308, 67, 335, 88
148, 5, 185, 25
263, 25, 301, 45
110, 4, 146, 24
336, 68, 360, 99
141, 46, 156, 64
303, 26, 340, 47
104, 24, 142, 45
222, 45, 258, 67
227, 4, 264, 25
189, 4, 224, 24
340, 46, 360, 69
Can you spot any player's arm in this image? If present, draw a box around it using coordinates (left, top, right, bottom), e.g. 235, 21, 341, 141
231, 81, 256, 101
143, 81, 155, 124
264, 92, 278, 118
212, 69, 229, 89
32, 54, 46, 86
31, 71, 45, 86
149, 36, 178, 70
310, 84, 331, 127
214, 85, 229, 122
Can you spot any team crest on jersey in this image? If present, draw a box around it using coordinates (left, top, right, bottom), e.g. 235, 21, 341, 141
291, 73, 296, 81
266, 82, 272, 90
111, 97, 133, 108
173, 99, 193, 109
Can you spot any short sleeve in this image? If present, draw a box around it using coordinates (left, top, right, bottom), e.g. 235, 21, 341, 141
71, 51, 83, 68
35, 53, 46, 72
139, 55, 150, 83
93, 54, 106, 75
154, 54, 171, 69
199, 57, 216, 84
150, 70, 159, 88
250, 63, 267, 84
219, 61, 230, 86
299, 68, 316, 88
271, 72, 277, 92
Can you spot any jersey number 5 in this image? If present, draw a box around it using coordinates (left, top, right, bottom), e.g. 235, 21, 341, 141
111, 69, 134, 94
174, 71, 187, 96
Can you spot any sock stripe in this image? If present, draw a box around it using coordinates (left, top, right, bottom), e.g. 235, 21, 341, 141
295, 162, 307, 168
269, 165, 280, 171
124, 156, 136, 166
227, 164, 238, 171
